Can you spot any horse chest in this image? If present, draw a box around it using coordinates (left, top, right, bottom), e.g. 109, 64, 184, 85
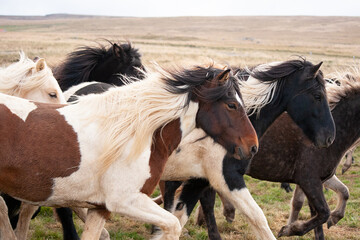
0, 103, 81, 202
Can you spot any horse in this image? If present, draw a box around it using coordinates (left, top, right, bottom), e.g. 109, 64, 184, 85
4, 41, 145, 240
0, 64, 258, 240
193, 69, 360, 240
53, 40, 145, 91
0, 51, 66, 237
155, 58, 335, 239
274, 70, 360, 239
0, 51, 65, 104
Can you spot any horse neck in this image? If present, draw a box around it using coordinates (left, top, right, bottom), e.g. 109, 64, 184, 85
90, 59, 118, 84
249, 102, 287, 138
328, 96, 360, 160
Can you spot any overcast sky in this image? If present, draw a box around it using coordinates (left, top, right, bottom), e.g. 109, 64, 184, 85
0, 0, 359, 17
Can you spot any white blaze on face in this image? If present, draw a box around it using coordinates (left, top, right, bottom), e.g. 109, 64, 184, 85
235, 92, 244, 108
0, 95, 37, 121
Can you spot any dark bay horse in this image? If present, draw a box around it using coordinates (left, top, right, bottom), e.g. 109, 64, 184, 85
159, 58, 335, 239
0, 64, 258, 240
273, 71, 360, 239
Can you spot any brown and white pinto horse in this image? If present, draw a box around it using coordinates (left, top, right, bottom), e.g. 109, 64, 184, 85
0, 64, 258, 240
158, 59, 335, 240
0, 51, 66, 238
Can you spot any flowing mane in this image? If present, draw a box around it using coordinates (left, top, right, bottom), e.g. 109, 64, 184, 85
0, 52, 54, 96
72, 64, 236, 175
237, 58, 325, 116
54, 41, 142, 90
326, 67, 360, 109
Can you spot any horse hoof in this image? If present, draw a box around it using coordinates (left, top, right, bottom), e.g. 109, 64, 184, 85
223, 209, 235, 223
278, 225, 291, 237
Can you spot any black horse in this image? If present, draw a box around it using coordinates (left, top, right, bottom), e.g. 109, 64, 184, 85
160, 58, 335, 239
3, 40, 145, 240
176, 72, 360, 240
53, 40, 144, 91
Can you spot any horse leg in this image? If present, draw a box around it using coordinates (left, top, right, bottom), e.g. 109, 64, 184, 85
151, 181, 183, 234
14, 202, 38, 239
72, 207, 110, 240
323, 175, 349, 228
308, 200, 325, 240
0, 196, 17, 239
218, 193, 236, 223
278, 179, 329, 238
55, 208, 80, 240
196, 191, 236, 227
105, 192, 182, 240
198, 188, 222, 240
2, 194, 22, 229
287, 185, 306, 224
280, 182, 293, 192
81, 209, 110, 240
342, 148, 355, 174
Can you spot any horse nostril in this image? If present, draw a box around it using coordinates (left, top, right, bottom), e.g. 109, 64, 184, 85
250, 145, 258, 155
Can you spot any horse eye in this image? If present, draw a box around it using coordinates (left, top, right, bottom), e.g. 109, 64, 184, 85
227, 103, 237, 110
49, 92, 57, 98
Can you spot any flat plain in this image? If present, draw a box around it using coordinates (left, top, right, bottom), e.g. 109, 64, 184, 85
0, 15, 359, 239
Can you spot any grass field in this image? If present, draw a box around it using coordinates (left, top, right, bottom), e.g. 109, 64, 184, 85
0, 15, 359, 239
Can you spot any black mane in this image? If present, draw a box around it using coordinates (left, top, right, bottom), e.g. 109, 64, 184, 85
163, 65, 241, 106
54, 41, 142, 91
237, 57, 326, 108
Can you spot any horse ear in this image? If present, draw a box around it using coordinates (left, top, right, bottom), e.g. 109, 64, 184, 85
217, 69, 231, 84
309, 62, 323, 78
113, 44, 125, 59
35, 58, 46, 72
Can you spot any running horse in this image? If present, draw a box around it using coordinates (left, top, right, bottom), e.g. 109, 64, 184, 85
159, 58, 335, 239
0, 64, 258, 240
4, 41, 146, 239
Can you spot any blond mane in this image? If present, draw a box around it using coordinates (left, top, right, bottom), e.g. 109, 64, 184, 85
0, 52, 54, 96
74, 69, 191, 175
326, 66, 360, 109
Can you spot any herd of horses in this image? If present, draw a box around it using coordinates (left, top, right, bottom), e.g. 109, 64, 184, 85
0, 40, 358, 240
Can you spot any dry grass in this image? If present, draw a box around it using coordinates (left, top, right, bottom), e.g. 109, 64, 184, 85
0, 15, 359, 239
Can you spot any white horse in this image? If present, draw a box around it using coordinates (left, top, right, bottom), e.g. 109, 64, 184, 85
0, 52, 65, 104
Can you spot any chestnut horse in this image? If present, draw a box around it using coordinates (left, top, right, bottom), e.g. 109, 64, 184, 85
0, 64, 258, 240
160, 58, 335, 239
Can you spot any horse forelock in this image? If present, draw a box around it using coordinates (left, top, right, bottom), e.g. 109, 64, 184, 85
239, 58, 325, 116
160, 64, 239, 107
326, 67, 360, 109
0, 52, 55, 96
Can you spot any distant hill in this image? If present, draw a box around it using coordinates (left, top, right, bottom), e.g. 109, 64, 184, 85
0, 13, 115, 20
